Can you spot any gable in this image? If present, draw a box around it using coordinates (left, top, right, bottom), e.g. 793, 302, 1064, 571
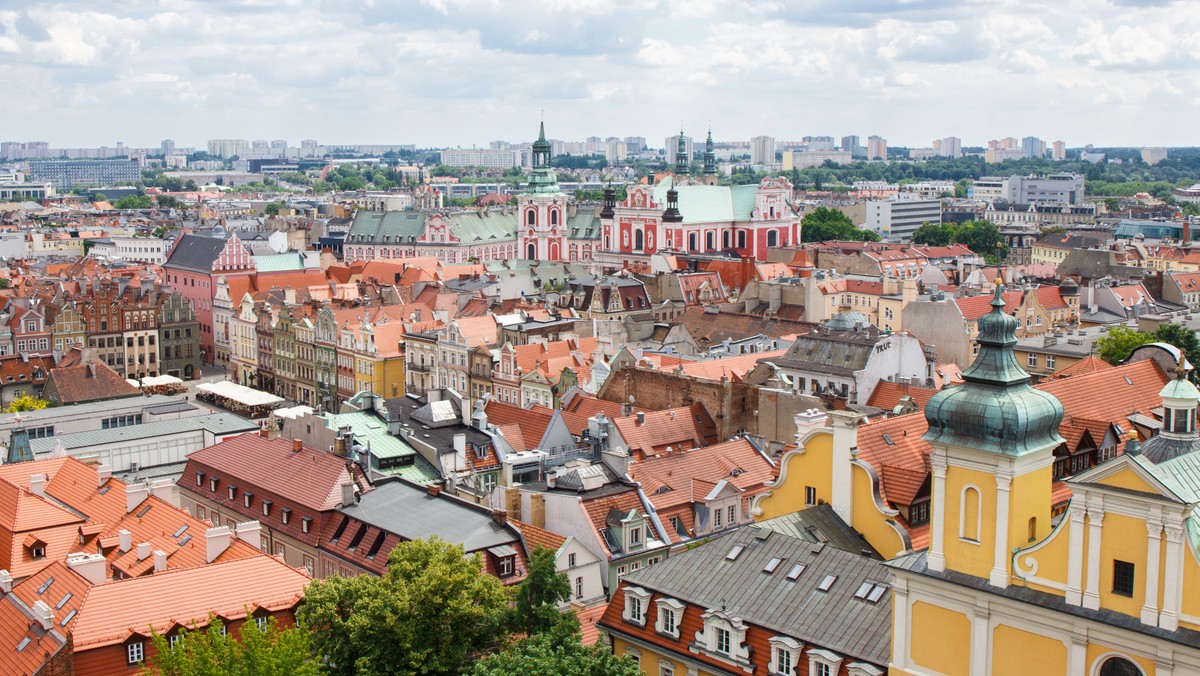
1093, 466, 1163, 495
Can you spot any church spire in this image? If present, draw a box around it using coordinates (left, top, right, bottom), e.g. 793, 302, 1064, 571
675, 128, 689, 176
527, 119, 560, 195
703, 128, 717, 176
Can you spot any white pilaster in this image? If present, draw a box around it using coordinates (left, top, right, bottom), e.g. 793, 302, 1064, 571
1065, 504, 1086, 606
1067, 630, 1088, 674
970, 600, 990, 676
1083, 506, 1104, 611
928, 453, 947, 572
890, 577, 910, 670
989, 472, 1012, 588
1142, 518, 1163, 625
1161, 525, 1184, 631
828, 410, 860, 527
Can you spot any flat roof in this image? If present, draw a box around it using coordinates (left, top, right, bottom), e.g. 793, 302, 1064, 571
337, 479, 515, 552
0, 394, 188, 428
28, 413, 258, 453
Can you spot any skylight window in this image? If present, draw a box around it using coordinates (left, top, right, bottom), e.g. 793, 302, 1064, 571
726, 544, 745, 561
817, 574, 838, 591
55, 592, 72, 610
786, 563, 807, 580
867, 584, 888, 603
173, 525, 189, 538
882, 433, 895, 446
37, 577, 55, 595
854, 581, 874, 599
763, 557, 784, 574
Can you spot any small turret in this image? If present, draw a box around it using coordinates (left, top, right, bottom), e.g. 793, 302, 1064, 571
675, 129, 689, 177
662, 187, 683, 224
599, 184, 616, 220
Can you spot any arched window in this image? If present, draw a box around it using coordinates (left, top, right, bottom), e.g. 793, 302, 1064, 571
738, 231, 746, 249
527, 243, 536, 259
550, 210, 559, 225
634, 229, 644, 251
723, 231, 731, 249
706, 232, 715, 250
1099, 657, 1143, 676
767, 230, 778, 247
960, 486, 981, 541
526, 210, 536, 226
689, 233, 698, 251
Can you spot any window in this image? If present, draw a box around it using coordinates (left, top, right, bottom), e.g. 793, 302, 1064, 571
1027, 353, 1037, 368
275, 543, 286, 558
499, 556, 513, 576
195, 471, 205, 487
1046, 355, 1056, 370
196, 506, 206, 520
817, 574, 838, 591
629, 526, 641, 547
774, 646, 793, 675
659, 662, 675, 676
629, 596, 643, 623
909, 499, 930, 526
763, 557, 784, 574
244, 493, 253, 508
715, 627, 731, 654
169, 634, 183, 649
959, 485, 981, 542
575, 576, 583, 598
714, 508, 723, 528
805, 486, 817, 506
1113, 560, 1136, 597
814, 663, 831, 676
1099, 656, 1144, 676
256, 616, 268, 632
568, 553, 576, 567
302, 555, 314, 575
728, 505, 735, 524
228, 486, 236, 500
127, 641, 144, 664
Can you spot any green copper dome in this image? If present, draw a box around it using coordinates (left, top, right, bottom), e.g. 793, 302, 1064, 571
923, 284, 1065, 456
527, 121, 561, 195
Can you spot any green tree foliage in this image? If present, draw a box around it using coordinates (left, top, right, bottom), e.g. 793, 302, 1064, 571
471, 625, 641, 676
1152, 323, 1200, 380
513, 546, 571, 635
114, 194, 154, 209
1096, 325, 1154, 365
141, 615, 316, 676
93, 192, 108, 203
264, 202, 284, 216
155, 195, 182, 209
7, 395, 49, 413
800, 207, 880, 243
298, 537, 512, 676
911, 220, 1004, 257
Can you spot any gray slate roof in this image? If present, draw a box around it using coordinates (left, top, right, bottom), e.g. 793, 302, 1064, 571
766, 329, 883, 377
620, 523, 892, 666
28, 413, 258, 453
336, 479, 516, 552
163, 234, 230, 272
754, 504, 882, 559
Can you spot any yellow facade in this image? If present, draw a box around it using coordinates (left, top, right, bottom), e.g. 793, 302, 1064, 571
908, 602, 970, 675
992, 624, 1067, 675
754, 432, 833, 518
940, 464, 999, 579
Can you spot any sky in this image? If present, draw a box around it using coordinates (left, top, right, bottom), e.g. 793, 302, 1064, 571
0, 0, 1196, 150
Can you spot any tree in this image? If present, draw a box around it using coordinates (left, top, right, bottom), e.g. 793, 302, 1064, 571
7, 395, 48, 413
141, 615, 317, 676
156, 195, 182, 209
513, 546, 571, 635
911, 222, 957, 247
1153, 322, 1200, 380
1095, 325, 1154, 365
114, 194, 153, 209
298, 537, 512, 675
264, 202, 282, 216
952, 220, 1004, 257
471, 625, 641, 676
800, 207, 880, 243
93, 192, 108, 203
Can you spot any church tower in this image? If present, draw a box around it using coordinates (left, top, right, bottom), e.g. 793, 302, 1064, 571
922, 282, 1064, 586
520, 121, 567, 261
674, 129, 689, 181
699, 128, 719, 186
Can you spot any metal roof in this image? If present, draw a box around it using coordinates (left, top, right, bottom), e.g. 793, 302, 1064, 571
28, 413, 257, 453
620, 524, 892, 665
163, 234, 230, 272
0, 394, 189, 429
336, 480, 517, 552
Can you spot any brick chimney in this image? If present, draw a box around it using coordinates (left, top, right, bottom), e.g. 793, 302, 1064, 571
292, 438, 303, 453
491, 509, 507, 526
205, 526, 231, 563
426, 483, 441, 497
66, 552, 107, 585
118, 529, 132, 553
530, 493, 545, 529
505, 487, 521, 518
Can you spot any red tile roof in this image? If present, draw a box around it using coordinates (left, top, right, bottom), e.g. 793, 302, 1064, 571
511, 519, 567, 554
611, 404, 719, 460
44, 361, 140, 405
577, 602, 608, 645
954, 291, 1023, 321
69, 555, 309, 650
865, 381, 941, 411
181, 434, 357, 512
1045, 355, 1113, 381
485, 401, 553, 452
1038, 359, 1167, 423
581, 490, 648, 558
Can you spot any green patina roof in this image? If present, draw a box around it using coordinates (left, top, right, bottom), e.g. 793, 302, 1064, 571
251, 253, 307, 272
651, 177, 758, 224
325, 411, 440, 484
924, 284, 1066, 456
345, 210, 427, 243
447, 209, 519, 242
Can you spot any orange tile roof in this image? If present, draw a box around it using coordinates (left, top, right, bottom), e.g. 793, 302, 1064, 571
954, 291, 1023, 321
1038, 359, 1167, 422
69, 555, 310, 650
558, 393, 645, 437
577, 602, 608, 645
581, 490, 647, 558
1035, 285, 1068, 309
675, 350, 786, 382
611, 404, 719, 460
629, 439, 774, 529
1045, 355, 1113, 381
511, 519, 567, 554
0, 590, 66, 675
182, 434, 357, 512
865, 381, 940, 411
12, 560, 90, 633
855, 413, 930, 506
485, 401, 553, 452
452, 316, 500, 348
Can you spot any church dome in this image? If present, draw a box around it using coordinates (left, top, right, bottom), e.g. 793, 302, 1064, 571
924, 284, 1065, 456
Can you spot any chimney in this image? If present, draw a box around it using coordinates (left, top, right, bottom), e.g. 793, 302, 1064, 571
148, 478, 176, 506
153, 550, 168, 572
259, 426, 270, 438
125, 482, 150, 513
0, 570, 11, 594
292, 438, 303, 453
234, 521, 262, 548
333, 431, 347, 458
136, 542, 151, 561
793, 409, 829, 441
118, 529, 132, 553
340, 480, 355, 507
636, 411, 645, 426
453, 433, 466, 456
97, 464, 112, 486
827, 410, 863, 525
65, 552, 107, 585
426, 483, 442, 497
505, 487, 521, 518
492, 509, 507, 526
32, 600, 52, 630
29, 473, 45, 498
205, 526, 231, 563
530, 493, 546, 529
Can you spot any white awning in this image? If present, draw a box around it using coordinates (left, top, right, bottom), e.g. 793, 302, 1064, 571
197, 381, 284, 407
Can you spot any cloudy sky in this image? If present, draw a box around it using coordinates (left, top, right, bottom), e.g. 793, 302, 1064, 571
0, 0, 1194, 150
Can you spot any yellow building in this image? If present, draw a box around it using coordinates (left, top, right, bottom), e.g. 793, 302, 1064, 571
886, 287, 1200, 675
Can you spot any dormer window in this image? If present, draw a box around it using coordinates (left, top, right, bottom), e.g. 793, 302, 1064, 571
301, 516, 312, 534
655, 597, 684, 639
262, 500, 272, 517
195, 471, 205, 487
281, 508, 291, 525
244, 492, 253, 508
228, 486, 237, 501
696, 609, 751, 668
769, 636, 803, 676
209, 477, 218, 492
622, 586, 651, 627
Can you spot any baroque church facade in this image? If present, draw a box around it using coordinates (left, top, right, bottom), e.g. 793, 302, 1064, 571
342, 123, 801, 268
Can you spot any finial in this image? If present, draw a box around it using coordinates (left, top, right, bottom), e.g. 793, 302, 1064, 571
1175, 356, 1188, 380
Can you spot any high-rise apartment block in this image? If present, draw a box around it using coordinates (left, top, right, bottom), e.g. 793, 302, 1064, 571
665, 135, 694, 163
868, 135, 887, 160
1051, 140, 1067, 160
1142, 147, 1169, 165
1022, 136, 1046, 159
750, 135, 777, 164
29, 160, 141, 189
932, 136, 962, 158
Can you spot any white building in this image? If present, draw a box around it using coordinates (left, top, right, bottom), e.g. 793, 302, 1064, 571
1142, 147, 1169, 166
866, 196, 943, 242
439, 149, 522, 169
1006, 173, 1085, 205
933, 136, 962, 158
750, 135, 777, 164
971, 176, 1007, 201
88, 236, 168, 265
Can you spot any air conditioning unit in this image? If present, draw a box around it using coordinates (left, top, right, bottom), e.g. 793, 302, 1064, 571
129, 462, 140, 472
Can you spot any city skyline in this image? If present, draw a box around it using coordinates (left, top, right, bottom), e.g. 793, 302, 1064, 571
0, 0, 1194, 147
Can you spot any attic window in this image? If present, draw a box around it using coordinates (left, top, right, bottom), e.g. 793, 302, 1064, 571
172, 525, 188, 538
726, 544, 745, 561
882, 433, 895, 446
728, 467, 745, 477
763, 557, 784, 574
228, 485, 237, 500
817, 574, 838, 592
37, 577, 55, 595
16, 637, 30, 652
209, 477, 219, 492
55, 592, 72, 610
301, 516, 312, 534
261, 499, 272, 517
281, 507, 291, 525
195, 471, 205, 487
1124, 376, 1133, 385
654, 485, 672, 495
136, 504, 153, 518
244, 492, 253, 507
60, 609, 77, 626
